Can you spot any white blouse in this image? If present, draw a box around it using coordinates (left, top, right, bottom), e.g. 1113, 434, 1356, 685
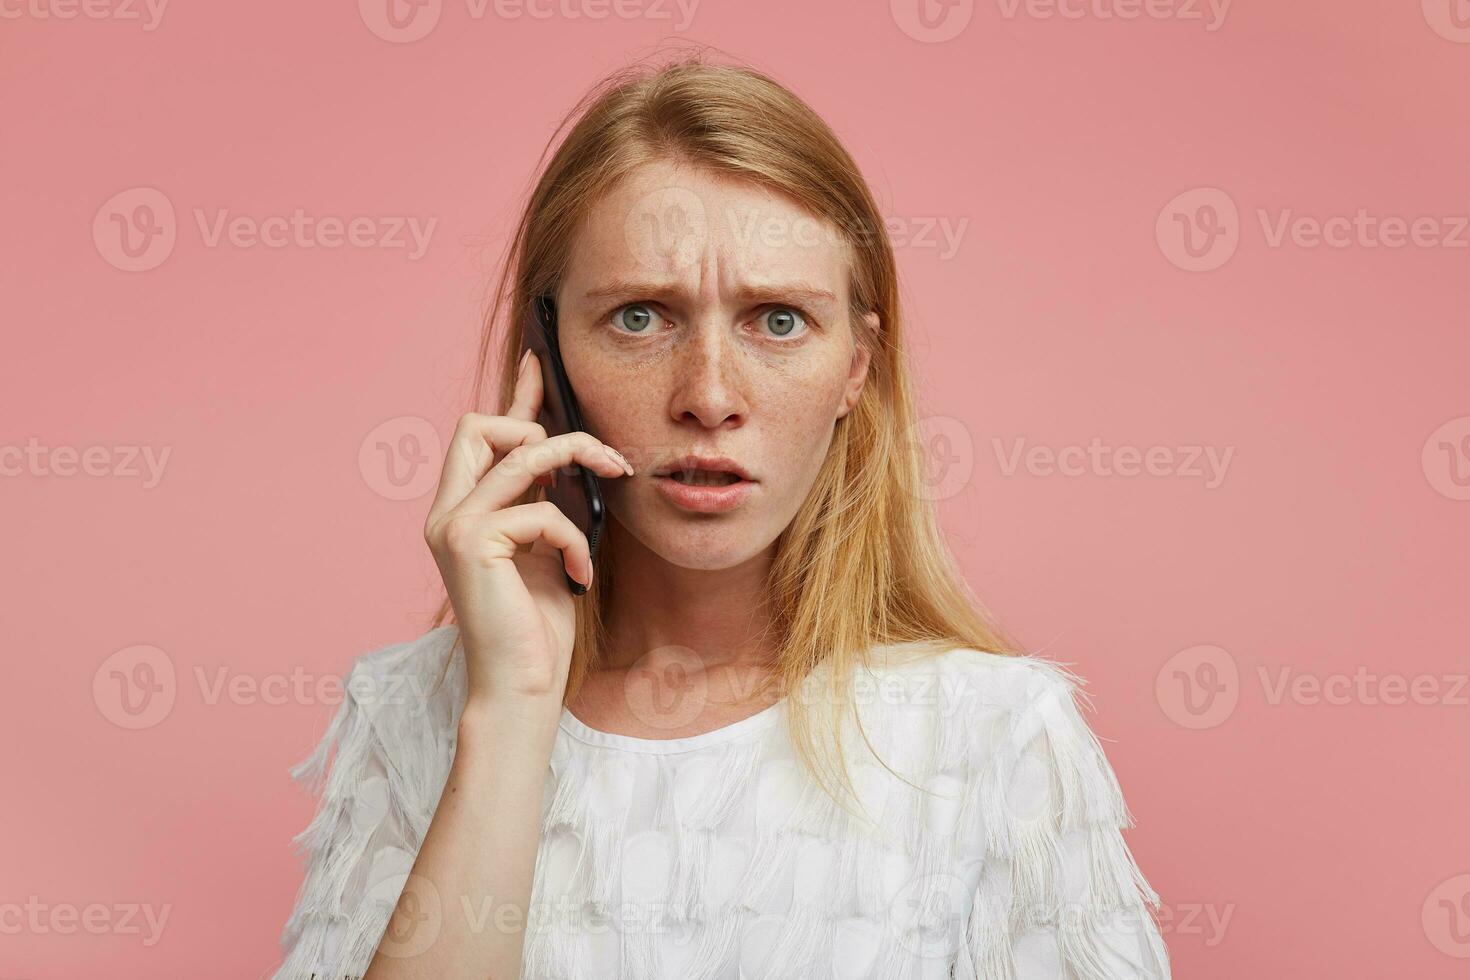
271, 626, 1172, 979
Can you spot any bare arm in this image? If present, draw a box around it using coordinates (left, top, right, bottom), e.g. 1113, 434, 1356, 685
363, 690, 561, 979
358, 346, 631, 979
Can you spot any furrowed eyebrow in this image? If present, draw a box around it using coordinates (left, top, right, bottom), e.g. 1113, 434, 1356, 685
582, 279, 837, 309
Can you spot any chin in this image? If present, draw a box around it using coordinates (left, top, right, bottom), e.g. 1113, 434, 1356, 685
615, 509, 775, 571
653, 528, 769, 571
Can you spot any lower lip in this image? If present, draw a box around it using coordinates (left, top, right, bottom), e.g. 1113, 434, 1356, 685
654, 474, 756, 513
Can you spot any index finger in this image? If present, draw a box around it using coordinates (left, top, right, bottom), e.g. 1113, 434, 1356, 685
507, 348, 543, 423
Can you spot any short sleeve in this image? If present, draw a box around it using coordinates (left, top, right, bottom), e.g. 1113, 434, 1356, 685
270, 629, 464, 980
955, 659, 1172, 980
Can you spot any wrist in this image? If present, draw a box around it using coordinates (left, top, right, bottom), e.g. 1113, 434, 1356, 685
459, 690, 564, 743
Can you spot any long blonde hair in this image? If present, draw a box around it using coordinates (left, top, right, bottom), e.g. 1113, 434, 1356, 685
430, 49, 1017, 813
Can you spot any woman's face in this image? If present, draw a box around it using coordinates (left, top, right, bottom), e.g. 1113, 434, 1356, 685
555, 159, 875, 571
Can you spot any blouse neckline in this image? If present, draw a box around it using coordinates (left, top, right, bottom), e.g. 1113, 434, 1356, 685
557, 697, 786, 755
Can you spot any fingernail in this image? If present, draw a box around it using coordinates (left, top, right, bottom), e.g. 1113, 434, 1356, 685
518, 348, 532, 375
571, 557, 592, 593
603, 445, 634, 475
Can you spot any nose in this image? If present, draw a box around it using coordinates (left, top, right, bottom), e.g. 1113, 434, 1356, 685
667, 318, 748, 430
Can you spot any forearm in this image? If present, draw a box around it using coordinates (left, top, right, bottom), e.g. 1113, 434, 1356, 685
364, 692, 561, 980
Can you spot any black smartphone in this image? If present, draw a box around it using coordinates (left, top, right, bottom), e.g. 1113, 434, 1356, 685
522, 294, 606, 596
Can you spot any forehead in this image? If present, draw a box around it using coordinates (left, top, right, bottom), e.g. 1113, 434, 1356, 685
566, 159, 852, 294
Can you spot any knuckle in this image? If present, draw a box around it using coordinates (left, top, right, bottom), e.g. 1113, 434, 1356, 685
536, 500, 574, 532
517, 441, 554, 475
501, 443, 529, 474
439, 515, 481, 555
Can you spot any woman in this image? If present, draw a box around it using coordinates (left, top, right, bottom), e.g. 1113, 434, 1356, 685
271, 55, 1172, 980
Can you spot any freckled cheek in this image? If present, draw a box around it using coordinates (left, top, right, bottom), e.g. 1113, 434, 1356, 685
566, 375, 678, 476
749, 384, 846, 481
567, 350, 847, 476
574, 377, 641, 443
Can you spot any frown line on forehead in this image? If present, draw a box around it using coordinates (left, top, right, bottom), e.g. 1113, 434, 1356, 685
582, 276, 837, 310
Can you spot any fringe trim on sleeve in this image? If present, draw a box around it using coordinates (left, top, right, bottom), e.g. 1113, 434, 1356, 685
269, 628, 463, 980
954, 656, 1171, 980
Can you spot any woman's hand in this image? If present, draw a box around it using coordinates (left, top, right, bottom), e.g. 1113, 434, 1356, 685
423, 349, 632, 704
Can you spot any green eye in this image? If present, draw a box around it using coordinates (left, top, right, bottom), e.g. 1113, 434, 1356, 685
613, 304, 657, 333
762, 307, 806, 338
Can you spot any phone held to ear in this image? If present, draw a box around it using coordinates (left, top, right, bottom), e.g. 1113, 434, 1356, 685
521, 294, 606, 596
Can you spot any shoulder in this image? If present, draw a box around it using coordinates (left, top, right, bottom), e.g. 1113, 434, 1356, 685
342, 621, 466, 753
924, 646, 1138, 836
290, 625, 466, 808
331, 624, 466, 740
850, 644, 1129, 811
857, 641, 1093, 724
275, 626, 466, 972
344, 623, 465, 706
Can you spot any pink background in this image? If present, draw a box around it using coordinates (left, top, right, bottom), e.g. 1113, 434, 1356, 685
3, 1, 1468, 976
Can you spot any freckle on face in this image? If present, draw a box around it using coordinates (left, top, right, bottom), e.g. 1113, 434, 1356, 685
552, 159, 865, 571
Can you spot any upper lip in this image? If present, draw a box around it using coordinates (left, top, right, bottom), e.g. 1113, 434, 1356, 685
654, 454, 754, 481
